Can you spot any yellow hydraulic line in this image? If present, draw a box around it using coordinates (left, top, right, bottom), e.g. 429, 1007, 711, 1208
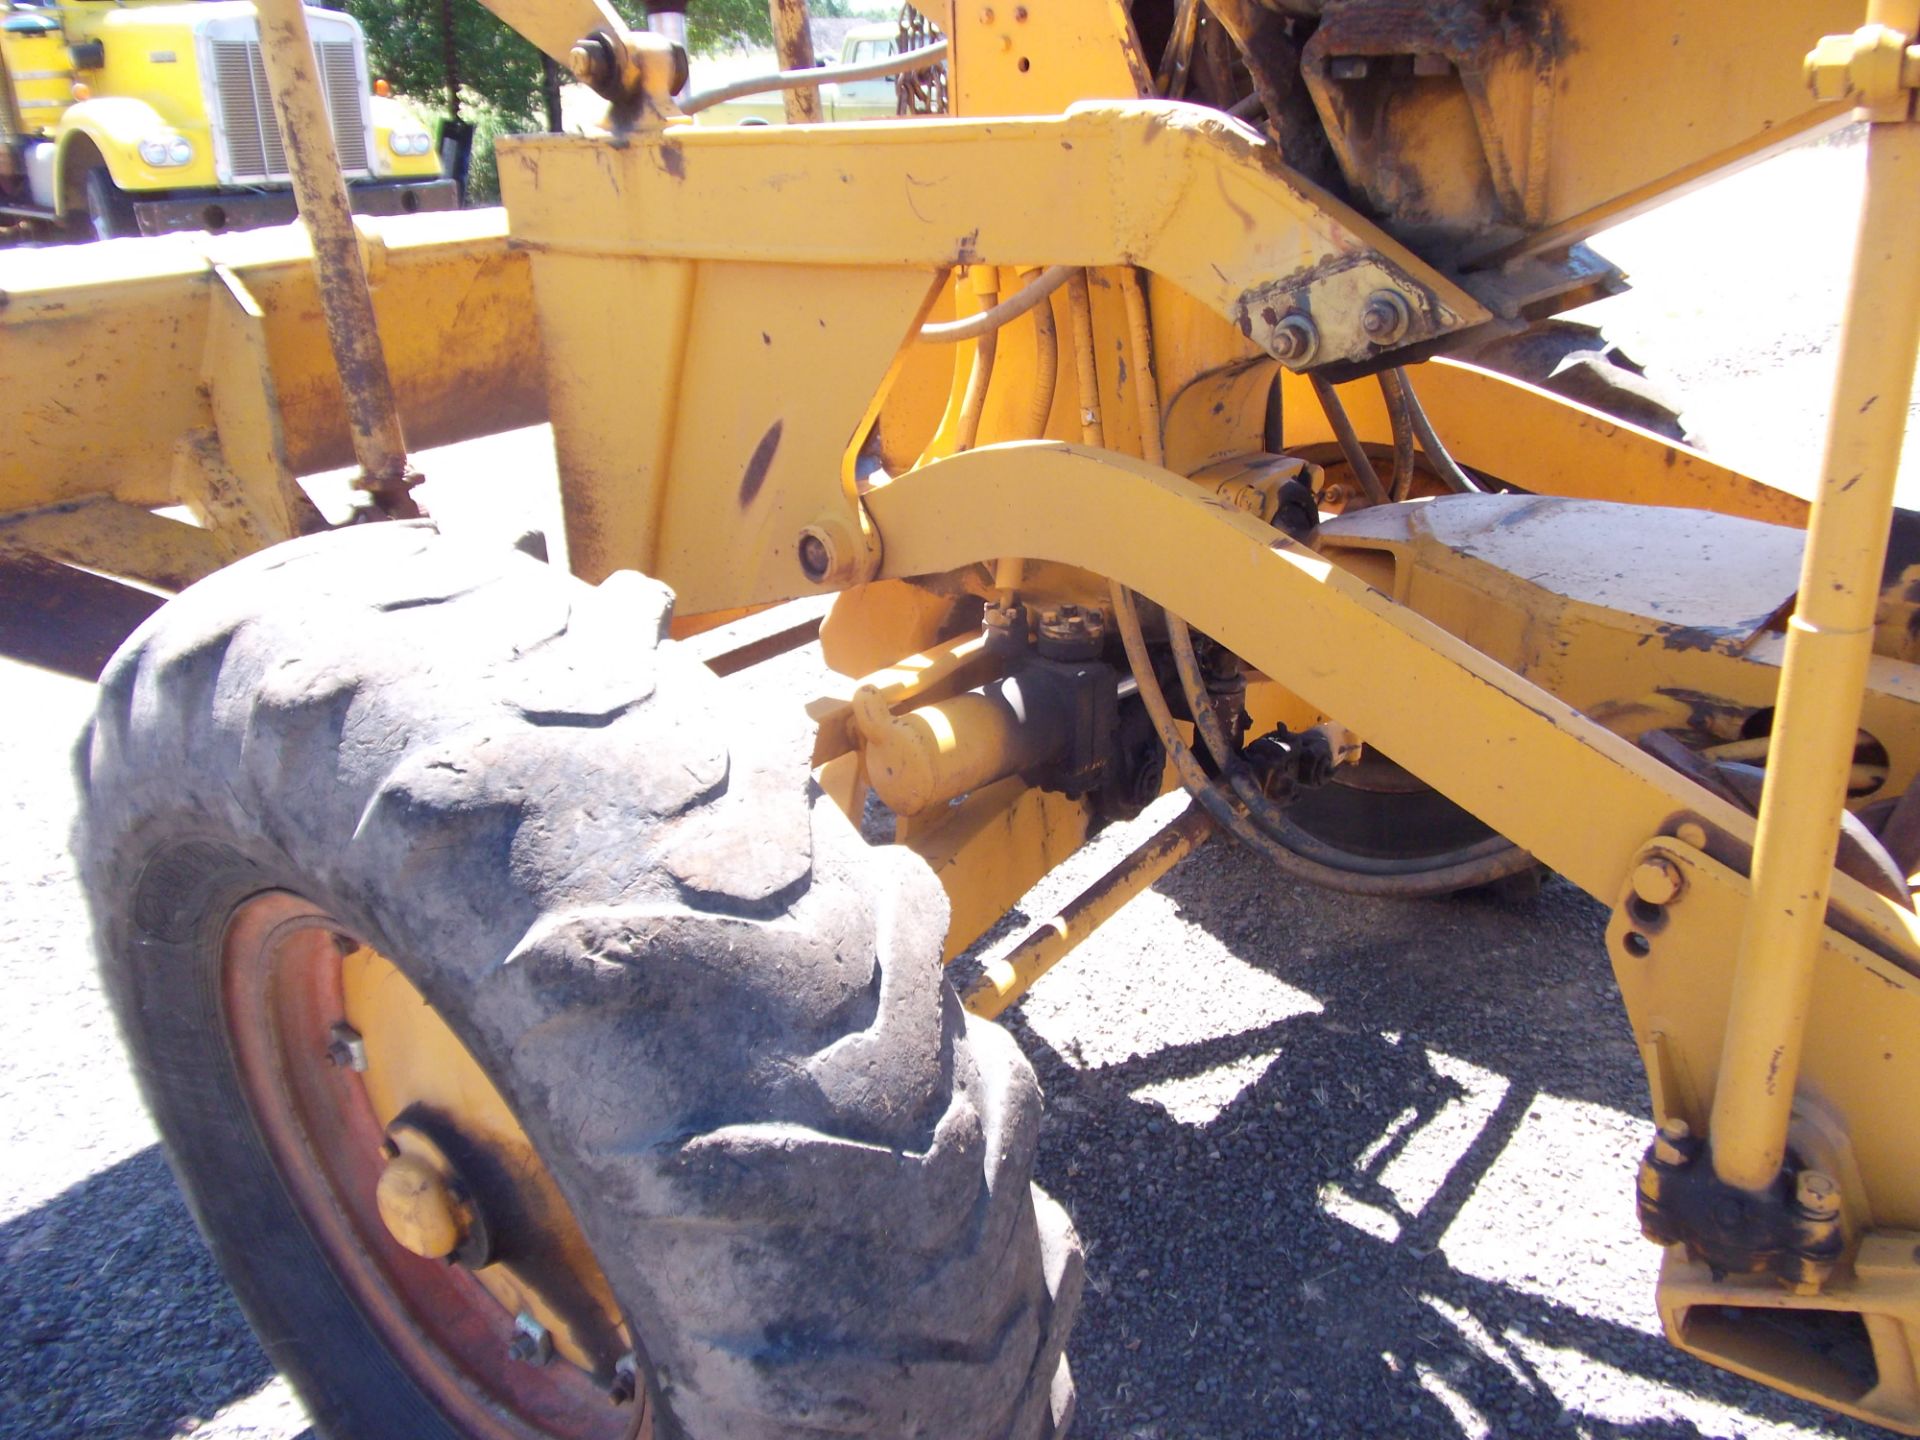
1065, 270, 1106, 448
1709, 84, 1920, 1192
1118, 267, 1164, 465
253, 0, 418, 514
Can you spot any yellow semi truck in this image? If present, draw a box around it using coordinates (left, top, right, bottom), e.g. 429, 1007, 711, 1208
0, 0, 452, 238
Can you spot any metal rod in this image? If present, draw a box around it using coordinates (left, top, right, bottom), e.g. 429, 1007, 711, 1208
253, 0, 418, 515
1709, 112, 1920, 1193
965, 803, 1215, 1018
766, 0, 821, 123
683, 38, 949, 115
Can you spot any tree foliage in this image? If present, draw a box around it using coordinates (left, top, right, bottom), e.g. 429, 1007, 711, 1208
341, 0, 864, 198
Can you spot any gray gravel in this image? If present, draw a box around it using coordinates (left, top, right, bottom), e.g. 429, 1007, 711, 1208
3, 130, 1914, 1440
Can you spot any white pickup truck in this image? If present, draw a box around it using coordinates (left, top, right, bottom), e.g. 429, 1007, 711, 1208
693, 23, 902, 126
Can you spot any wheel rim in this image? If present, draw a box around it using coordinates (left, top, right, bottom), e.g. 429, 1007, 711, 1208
221, 892, 649, 1440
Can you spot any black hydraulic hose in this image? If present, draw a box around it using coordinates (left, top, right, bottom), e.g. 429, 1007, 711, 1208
1310, 374, 1390, 508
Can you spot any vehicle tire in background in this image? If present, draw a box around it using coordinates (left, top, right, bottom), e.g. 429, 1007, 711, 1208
83, 167, 138, 240
76, 523, 1081, 1440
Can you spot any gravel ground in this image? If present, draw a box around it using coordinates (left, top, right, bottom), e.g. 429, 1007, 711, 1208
3, 130, 1916, 1440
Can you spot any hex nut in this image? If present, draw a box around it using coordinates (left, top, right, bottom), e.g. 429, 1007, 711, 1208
1270, 313, 1319, 368
1796, 1169, 1841, 1218
1361, 290, 1411, 346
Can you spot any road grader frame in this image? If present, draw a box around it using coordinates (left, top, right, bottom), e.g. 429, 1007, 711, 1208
8, 0, 1920, 1431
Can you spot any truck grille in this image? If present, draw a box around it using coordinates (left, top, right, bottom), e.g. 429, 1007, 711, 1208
210, 38, 367, 183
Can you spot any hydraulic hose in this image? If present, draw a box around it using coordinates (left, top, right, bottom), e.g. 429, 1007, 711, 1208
1066, 270, 1106, 447
682, 38, 949, 115
1310, 375, 1389, 507
954, 286, 999, 453
1029, 289, 1059, 438
920, 265, 1076, 344
1396, 368, 1484, 495
1381, 367, 1419, 502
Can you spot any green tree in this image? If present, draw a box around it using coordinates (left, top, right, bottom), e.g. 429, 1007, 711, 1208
343, 0, 862, 199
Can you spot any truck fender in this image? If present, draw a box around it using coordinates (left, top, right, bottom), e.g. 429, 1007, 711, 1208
54, 97, 173, 209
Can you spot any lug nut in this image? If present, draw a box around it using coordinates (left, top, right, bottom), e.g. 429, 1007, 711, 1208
1036, 604, 1106, 659
1269, 313, 1319, 368
508, 1311, 553, 1366
608, 1351, 641, 1406
325, 1022, 367, 1072
1361, 290, 1411, 346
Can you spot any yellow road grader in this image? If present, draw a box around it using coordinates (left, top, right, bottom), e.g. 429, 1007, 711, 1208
4, 0, 1920, 1434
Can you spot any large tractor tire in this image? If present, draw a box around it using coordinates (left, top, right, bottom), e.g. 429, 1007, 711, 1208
76, 523, 1081, 1440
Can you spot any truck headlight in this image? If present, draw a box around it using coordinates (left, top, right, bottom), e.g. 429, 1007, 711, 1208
387, 130, 432, 157
139, 136, 194, 167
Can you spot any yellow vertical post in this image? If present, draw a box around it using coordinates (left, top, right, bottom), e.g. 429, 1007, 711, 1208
1709, 13, 1920, 1193
253, 0, 418, 515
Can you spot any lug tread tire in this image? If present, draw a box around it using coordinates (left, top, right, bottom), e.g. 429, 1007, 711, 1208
77, 523, 1080, 1440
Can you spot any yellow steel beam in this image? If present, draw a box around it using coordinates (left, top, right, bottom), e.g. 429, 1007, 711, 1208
496, 103, 1494, 371
862, 441, 1920, 969
1709, 30, 1920, 1194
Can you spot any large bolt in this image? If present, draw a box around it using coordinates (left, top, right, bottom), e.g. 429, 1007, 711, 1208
1631, 855, 1684, 907
1361, 290, 1411, 346
568, 37, 612, 87
1651, 1117, 1692, 1167
375, 1152, 465, 1260
1796, 1169, 1841, 1219
797, 530, 834, 584
1269, 313, 1319, 368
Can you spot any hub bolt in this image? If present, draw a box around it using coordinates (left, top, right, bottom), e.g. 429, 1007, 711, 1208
376, 1152, 465, 1260
1036, 604, 1106, 659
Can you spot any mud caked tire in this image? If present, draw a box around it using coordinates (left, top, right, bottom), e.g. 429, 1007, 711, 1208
76, 523, 1081, 1440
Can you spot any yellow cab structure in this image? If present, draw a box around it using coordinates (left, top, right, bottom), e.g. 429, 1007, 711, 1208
5, 0, 1920, 1435
0, 0, 449, 237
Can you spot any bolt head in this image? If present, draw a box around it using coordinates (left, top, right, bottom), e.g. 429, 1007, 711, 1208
978, 5, 994, 21
1631, 855, 1684, 907
568, 43, 602, 84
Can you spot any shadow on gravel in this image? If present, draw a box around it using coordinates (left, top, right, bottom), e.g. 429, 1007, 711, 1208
0, 1145, 301, 1440
1002, 839, 1882, 1440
